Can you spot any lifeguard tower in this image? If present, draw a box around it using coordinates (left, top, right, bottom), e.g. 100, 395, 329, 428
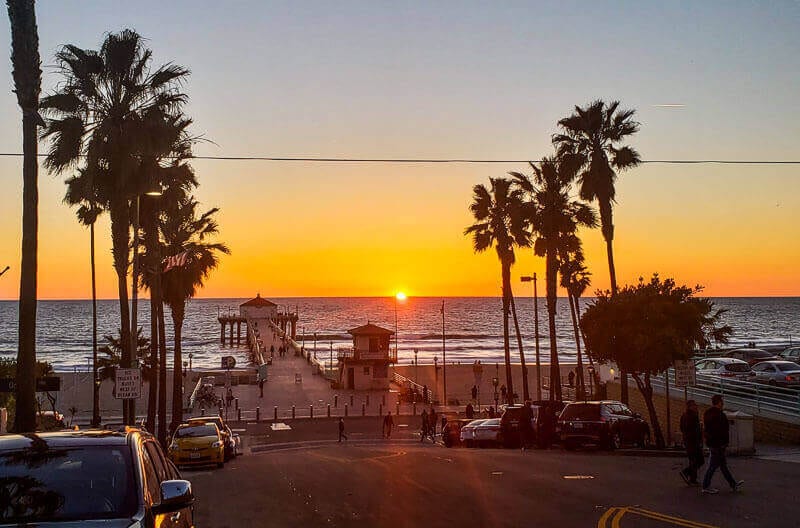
337, 323, 398, 390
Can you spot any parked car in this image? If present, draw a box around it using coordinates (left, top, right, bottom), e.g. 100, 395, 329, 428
750, 360, 800, 387
724, 348, 779, 366
500, 401, 568, 448
0, 428, 194, 527
778, 346, 800, 365
694, 358, 754, 380
558, 401, 650, 450
36, 409, 66, 430
168, 422, 226, 468
187, 415, 241, 461
442, 418, 475, 447
473, 418, 503, 447
459, 419, 487, 447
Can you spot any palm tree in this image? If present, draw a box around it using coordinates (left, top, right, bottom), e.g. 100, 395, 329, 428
465, 178, 530, 404
511, 158, 596, 401
97, 328, 152, 383
63, 170, 102, 425
159, 197, 229, 428
7, 0, 42, 433
41, 30, 189, 424
559, 246, 591, 400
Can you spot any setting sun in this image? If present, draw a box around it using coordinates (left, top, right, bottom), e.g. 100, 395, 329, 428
396, 292, 407, 301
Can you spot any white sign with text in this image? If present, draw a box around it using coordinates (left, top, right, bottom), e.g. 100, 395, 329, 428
115, 368, 142, 399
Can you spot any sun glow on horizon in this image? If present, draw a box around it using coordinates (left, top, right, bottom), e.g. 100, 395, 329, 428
396, 292, 407, 301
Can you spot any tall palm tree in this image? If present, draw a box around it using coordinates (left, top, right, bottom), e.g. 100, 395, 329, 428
159, 197, 229, 428
559, 246, 591, 400
554, 100, 640, 403
63, 170, 102, 425
511, 158, 596, 401
7, 0, 42, 433
41, 29, 189, 424
97, 328, 152, 383
465, 178, 530, 404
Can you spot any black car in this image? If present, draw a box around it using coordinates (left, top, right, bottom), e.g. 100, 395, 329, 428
0, 428, 194, 527
500, 401, 568, 448
724, 347, 779, 366
558, 401, 650, 450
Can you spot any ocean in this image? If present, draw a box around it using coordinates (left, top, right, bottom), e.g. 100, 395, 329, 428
0, 297, 797, 371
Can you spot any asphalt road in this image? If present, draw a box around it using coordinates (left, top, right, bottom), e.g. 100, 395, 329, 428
184, 441, 797, 528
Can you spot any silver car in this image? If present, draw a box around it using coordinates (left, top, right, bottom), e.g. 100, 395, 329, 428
694, 357, 753, 380
778, 346, 800, 365
459, 419, 487, 447
751, 360, 800, 387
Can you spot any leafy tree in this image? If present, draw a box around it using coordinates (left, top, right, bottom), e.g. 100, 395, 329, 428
465, 178, 530, 403
511, 159, 596, 401
41, 29, 189, 424
7, 0, 43, 434
554, 99, 641, 403
580, 275, 732, 448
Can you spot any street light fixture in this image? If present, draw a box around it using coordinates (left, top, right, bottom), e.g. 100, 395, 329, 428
521, 274, 542, 401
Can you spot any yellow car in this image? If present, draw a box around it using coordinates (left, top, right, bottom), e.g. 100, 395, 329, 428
168, 422, 225, 468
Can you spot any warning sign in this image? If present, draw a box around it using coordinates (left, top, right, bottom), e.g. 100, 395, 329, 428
674, 360, 696, 388
115, 368, 142, 399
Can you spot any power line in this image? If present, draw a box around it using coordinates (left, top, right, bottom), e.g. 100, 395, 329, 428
1, 152, 799, 164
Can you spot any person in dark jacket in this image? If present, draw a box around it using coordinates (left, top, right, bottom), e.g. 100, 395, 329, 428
679, 400, 703, 485
519, 400, 533, 451
701, 395, 743, 494
338, 418, 348, 443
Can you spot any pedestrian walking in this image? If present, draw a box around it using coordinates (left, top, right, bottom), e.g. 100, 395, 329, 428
338, 418, 348, 443
701, 395, 743, 494
465, 402, 475, 419
383, 411, 394, 439
422, 384, 429, 404
500, 385, 507, 403
420, 409, 429, 442
226, 387, 234, 408
568, 370, 575, 388
679, 400, 704, 486
471, 385, 478, 402
429, 407, 437, 439
258, 378, 264, 398
520, 400, 533, 451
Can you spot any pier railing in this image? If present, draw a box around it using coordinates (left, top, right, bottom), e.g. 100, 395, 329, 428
338, 347, 398, 362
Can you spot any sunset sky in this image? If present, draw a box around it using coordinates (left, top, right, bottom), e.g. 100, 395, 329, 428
0, 1, 798, 299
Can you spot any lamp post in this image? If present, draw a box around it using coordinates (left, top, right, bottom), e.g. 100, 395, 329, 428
414, 349, 419, 384
188, 352, 193, 375
521, 274, 542, 401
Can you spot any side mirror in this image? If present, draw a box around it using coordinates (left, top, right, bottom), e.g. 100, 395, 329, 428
152, 480, 194, 515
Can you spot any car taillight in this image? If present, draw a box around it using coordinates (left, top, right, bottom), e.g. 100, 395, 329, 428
599, 416, 607, 422
787, 376, 796, 381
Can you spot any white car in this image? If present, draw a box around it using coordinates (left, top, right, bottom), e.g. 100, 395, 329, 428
459, 419, 487, 447
751, 360, 800, 387
473, 418, 503, 447
694, 358, 754, 380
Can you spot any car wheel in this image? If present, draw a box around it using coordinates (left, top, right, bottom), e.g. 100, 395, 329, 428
465, 440, 473, 448
638, 431, 650, 448
607, 432, 620, 451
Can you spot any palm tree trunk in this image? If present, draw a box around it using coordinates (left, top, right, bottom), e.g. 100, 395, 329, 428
110, 201, 132, 424
157, 298, 168, 446
599, 198, 627, 403
91, 221, 100, 426
8, 0, 41, 434
509, 292, 529, 401
501, 260, 514, 405
146, 293, 158, 432
567, 292, 585, 400
545, 246, 561, 401
171, 303, 185, 430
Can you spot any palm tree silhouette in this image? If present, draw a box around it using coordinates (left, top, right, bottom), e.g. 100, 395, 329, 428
559, 246, 592, 399
41, 29, 189, 424
511, 158, 596, 401
158, 197, 229, 428
465, 178, 530, 404
7, 0, 43, 433
554, 99, 640, 402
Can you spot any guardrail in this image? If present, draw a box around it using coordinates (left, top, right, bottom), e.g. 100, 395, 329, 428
392, 372, 437, 404
650, 369, 800, 424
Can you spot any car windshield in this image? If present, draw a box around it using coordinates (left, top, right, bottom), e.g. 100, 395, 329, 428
465, 420, 486, 427
480, 419, 501, 426
176, 424, 218, 438
561, 404, 600, 420
747, 350, 773, 358
0, 445, 136, 523
776, 363, 800, 372
725, 363, 751, 372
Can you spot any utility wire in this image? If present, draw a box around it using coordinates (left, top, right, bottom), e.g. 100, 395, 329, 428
0, 152, 798, 164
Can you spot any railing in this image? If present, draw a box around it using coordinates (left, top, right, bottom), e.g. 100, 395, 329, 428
244, 316, 267, 366
649, 369, 800, 424
392, 372, 436, 404
337, 347, 398, 362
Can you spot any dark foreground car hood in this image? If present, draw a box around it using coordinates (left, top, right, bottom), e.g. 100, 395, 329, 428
0, 519, 139, 528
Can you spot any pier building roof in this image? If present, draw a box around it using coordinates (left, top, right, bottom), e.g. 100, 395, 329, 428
240, 294, 277, 308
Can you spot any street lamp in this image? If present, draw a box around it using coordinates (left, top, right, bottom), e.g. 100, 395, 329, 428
521, 274, 542, 401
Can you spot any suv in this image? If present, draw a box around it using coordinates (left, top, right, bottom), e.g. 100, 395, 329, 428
724, 348, 778, 366
558, 401, 650, 450
500, 401, 568, 448
0, 428, 194, 527
778, 346, 800, 365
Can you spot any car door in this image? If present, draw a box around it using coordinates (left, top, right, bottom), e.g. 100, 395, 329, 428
144, 441, 192, 528
751, 363, 770, 382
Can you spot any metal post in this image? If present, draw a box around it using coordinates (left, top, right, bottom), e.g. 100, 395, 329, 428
237, 408, 241, 421
665, 370, 671, 447
256, 407, 260, 422
533, 274, 542, 401
442, 299, 447, 406
344, 404, 349, 417
309, 405, 313, 419
327, 404, 331, 417
274, 406, 277, 421
235, 397, 239, 411
292, 405, 296, 419
335, 394, 338, 407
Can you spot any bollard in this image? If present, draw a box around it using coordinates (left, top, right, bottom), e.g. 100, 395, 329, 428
274, 406, 278, 421
334, 395, 338, 407
366, 394, 370, 407
237, 408, 241, 421
350, 394, 354, 407
362, 403, 366, 416
256, 406, 260, 422
310, 405, 314, 419
219, 406, 223, 418
345, 404, 349, 417
382, 394, 386, 406
396, 402, 400, 415
235, 398, 239, 411
413, 403, 417, 416
327, 404, 331, 417
200, 407, 205, 415
292, 405, 296, 419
